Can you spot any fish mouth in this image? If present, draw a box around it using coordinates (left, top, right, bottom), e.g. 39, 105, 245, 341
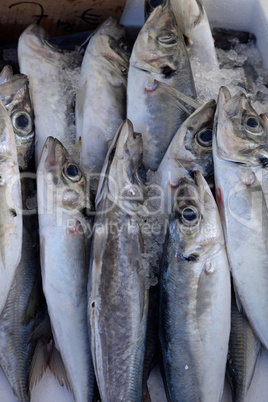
216, 86, 232, 113
113, 119, 142, 164
39, 136, 65, 171
194, 170, 211, 192
26, 24, 45, 38
217, 86, 245, 120
27, 24, 61, 52
22, 24, 64, 66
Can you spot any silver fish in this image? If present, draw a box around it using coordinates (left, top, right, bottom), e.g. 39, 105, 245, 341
127, 4, 197, 171
76, 17, 130, 188
0, 99, 22, 316
159, 171, 230, 401
88, 119, 149, 401
37, 137, 95, 401
0, 175, 40, 402
18, 24, 81, 164
0, 70, 34, 170
213, 86, 268, 350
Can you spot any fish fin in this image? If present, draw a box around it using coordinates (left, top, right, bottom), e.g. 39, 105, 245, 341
48, 344, 72, 391
156, 80, 200, 112
29, 339, 71, 392
95, 122, 122, 207
234, 289, 243, 314
76, 32, 94, 53
30, 313, 52, 342
246, 338, 261, 393
29, 339, 51, 389
23, 268, 43, 326
77, 136, 82, 154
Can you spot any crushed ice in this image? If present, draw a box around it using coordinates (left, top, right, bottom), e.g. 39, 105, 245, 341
192, 40, 268, 115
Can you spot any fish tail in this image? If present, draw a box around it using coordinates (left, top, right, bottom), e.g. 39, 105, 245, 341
29, 339, 71, 392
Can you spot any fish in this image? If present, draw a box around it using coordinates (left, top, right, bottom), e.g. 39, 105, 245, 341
0, 68, 34, 170
88, 119, 149, 401
127, 4, 197, 171
227, 284, 261, 402
213, 86, 268, 350
0, 174, 41, 402
159, 171, 231, 401
0, 99, 22, 316
157, 98, 216, 214
37, 137, 95, 401
76, 17, 130, 189
18, 24, 82, 164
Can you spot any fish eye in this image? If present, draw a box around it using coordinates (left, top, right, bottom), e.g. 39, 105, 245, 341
181, 207, 200, 225
157, 31, 177, 46
244, 115, 263, 135
119, 40, 131, 54
195, 128, 213, 148
63, 163, 82, 182
247, 117, 258, 127
259, 156, 268, 167
11, 111, 33, 136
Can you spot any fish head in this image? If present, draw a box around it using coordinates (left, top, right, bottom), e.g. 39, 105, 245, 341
96, 119, 146, 214
90, 17, 131, 77
172, 171, 222, 252
215, 86, 268, 167
131, 5, 185, 77
171, 99, 216, 182
18, 24, 65, 67
38, 137, 91, 214
0, 75, 34, 170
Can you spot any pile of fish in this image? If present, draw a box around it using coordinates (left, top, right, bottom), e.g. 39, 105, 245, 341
0, 0, 267, 401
